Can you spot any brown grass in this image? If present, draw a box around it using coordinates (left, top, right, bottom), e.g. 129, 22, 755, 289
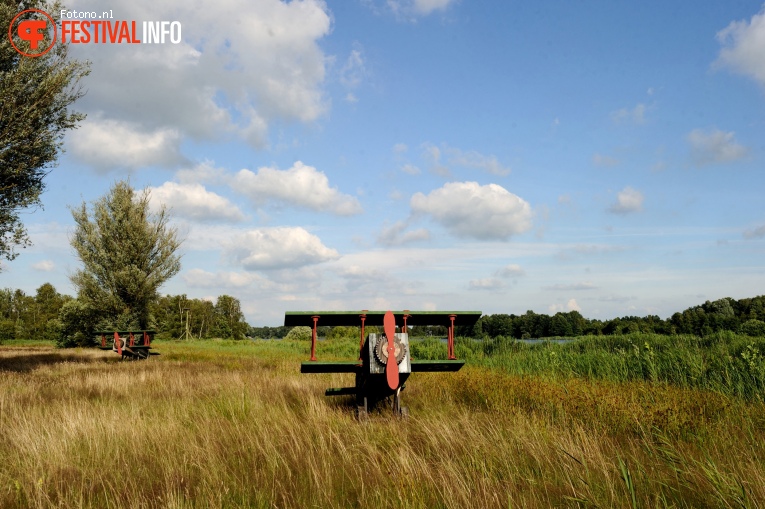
1, 341, 764, 508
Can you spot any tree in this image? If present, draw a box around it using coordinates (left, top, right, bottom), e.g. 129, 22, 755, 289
1, 1, 90, 266
483, 314, 514, 338
68, 180, 182, 336
550, 313, 573, 337
212, 295, 248, 339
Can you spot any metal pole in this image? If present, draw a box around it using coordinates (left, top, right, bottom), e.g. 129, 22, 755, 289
448, 314, 457, 360
359, 312, 367, 359
310, 315, 319, 361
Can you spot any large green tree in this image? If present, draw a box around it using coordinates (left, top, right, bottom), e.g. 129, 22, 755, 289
212, 295, 248, 340
69, 180, 182, 334
0, 1, 90, 266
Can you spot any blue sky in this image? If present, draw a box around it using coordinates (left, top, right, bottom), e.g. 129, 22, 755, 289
4, 0, 765, 325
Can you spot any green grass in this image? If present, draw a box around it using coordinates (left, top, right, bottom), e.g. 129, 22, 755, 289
1, 338, 765, 507
409, 332, 765, 401
0, 339, 56, 347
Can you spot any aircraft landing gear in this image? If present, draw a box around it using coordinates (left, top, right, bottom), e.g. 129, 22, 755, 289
392, 387, 409, 418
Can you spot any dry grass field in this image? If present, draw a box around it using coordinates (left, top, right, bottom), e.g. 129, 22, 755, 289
1, 339, 764, 508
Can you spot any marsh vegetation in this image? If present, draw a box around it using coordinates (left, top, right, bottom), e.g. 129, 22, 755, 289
1, 336, 764, 508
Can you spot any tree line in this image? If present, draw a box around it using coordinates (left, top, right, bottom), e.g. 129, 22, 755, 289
250, 295, 765, 341
476, 296, 765, 339
0, 283, 249, 343
3, 290, 764, 344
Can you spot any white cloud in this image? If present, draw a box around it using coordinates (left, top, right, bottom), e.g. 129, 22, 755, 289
421, 143, 451, 176
611, 103, 646, 124
468, 278, 504, 290
599, 295, 635, 303
410, 181, 532, 240
744, 224, 765, 239
230, 227, 340, 270
543, 282, 597, 291
68, 0, 332, 165
335, 265, 414, 295
444, 146, 511, 176
413, 0, 455, 14
23, 223, 70, 251
687, 129, 748, 166
609, 186, 644, 215
715, 5, 765, 87
423, 143, 442, 164
148, 182, 246, 222
183, 269, 261, 288
232, 161, 362, 215
495, 264, 525, 278
340, 45, 367, 89
592, 153, 619, 167
376, 0, 457, 20
68, 118, 185, 172
378, 221, 431, 246
31, 260, 55, 272
421, 143, 511, 176
401, 164, 421, 175
175, 161, 227, 185
393, 143, 408, 154
555, 243, 627, 260
549, 298, 581, 313
177, 224, 250, 252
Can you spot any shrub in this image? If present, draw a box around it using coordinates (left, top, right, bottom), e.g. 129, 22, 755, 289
741, 319, 765, 337
285, 326, 312, 341
41, 319, 61, 342
0, 320, 15, 342
57, 299, 98, 348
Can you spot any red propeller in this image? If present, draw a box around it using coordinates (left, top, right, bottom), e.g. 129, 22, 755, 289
383, 310, 399, 390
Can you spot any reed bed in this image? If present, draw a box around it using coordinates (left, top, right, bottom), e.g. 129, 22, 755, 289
1, 339, 764, 508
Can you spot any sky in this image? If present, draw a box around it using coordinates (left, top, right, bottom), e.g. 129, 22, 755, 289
4, 0, 765, 325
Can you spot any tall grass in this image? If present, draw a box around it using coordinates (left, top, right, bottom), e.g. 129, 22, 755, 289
1, 339, 764, 507
409, 332, 765, 401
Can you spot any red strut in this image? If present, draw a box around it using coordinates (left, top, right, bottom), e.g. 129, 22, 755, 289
359, 312, 367, 359
310, 316, 319, 361
448, 314, 457, 360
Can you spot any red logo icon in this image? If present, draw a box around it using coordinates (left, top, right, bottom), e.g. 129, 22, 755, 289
8, 9, 57, 57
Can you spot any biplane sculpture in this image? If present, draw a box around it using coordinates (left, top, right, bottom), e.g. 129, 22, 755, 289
95, 330, 156, 360
285, 310, 482, 417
